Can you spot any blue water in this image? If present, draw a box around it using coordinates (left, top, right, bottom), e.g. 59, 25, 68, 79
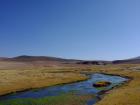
0, 73, 128, 105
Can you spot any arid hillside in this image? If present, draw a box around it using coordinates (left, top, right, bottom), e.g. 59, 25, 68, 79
1, 55, 140, 70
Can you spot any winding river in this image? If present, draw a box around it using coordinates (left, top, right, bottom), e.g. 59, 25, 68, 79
0, 73, 128, 105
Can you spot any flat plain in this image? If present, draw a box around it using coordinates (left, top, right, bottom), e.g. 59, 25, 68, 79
0, 60, 140, 105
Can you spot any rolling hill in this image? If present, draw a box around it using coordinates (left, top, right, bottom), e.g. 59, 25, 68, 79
112, 56, 140, 64
1, 55, 140, 69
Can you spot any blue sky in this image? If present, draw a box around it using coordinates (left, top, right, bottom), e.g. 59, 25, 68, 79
0, 0, 140, 60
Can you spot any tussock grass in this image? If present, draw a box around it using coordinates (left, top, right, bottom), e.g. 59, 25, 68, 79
0, 64, 140, 105
89, 64, 140, 105
0, 69, 87, 95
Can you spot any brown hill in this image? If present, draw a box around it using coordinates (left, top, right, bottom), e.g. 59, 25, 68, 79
113, 56, 140, 64
6, 55, 80, 62
0, 55, 83, 69
1, 55, 140, 69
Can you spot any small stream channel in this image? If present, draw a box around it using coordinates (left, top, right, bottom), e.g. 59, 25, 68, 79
0, 73, 128, 105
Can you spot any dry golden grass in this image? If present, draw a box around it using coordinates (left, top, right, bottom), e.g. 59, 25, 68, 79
0, 69, 87, 95
0, 64, 140, 105
89, 64, 140, 105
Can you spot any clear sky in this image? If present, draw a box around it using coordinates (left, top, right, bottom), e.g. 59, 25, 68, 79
0, 0, 140, 60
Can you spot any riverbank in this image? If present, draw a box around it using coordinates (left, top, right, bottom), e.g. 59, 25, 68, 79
0, 64, 140, 105
0, 73, 127, 105
0, 69, 87, 96
89, 64, 140, 105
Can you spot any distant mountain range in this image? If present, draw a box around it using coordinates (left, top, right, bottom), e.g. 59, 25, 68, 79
112, 56, 140, 64
4, 55, 81, 62
130, 56, 140, 60
1, 55, 140, 65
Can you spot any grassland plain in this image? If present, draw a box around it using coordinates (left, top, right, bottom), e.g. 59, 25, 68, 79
0, 68, 87, 96
0, 64, 140, 105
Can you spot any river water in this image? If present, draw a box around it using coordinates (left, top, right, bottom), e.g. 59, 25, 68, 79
0, 73, 128, 105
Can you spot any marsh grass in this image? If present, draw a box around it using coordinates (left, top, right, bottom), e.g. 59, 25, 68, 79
0, 93, 94, 105
0, 64, 140, 105
0, 69, 87, 95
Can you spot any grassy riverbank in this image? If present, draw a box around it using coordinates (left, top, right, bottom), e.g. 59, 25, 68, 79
0, 64, 140, 105
92, 65, 140, 105
0, 93, 95, 105
0, 68, 87, 96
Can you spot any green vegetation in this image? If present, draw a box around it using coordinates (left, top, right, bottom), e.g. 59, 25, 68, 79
0, 93, 94, 105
